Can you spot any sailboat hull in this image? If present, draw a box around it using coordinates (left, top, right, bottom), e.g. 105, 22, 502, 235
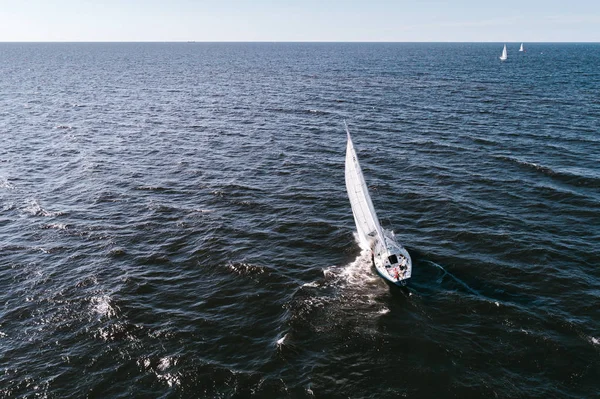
375, 266, 411, 287
371, 250, 411, 286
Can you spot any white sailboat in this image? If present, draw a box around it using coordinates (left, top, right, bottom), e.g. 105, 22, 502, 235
519, 43, 524, 52
344, 122, 412, 285
500, 44, 507, 61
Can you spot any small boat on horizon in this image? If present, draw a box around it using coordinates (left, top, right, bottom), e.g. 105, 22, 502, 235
519, 43, 524, 52
500, 44, 508, 61
344, 121, 412, 286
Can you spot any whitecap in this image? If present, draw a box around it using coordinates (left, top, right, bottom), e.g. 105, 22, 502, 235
156, 372, 181, 387
139, 357, 151, 369
157, 356, 175, 371
0, 177, 15, 189
23, 199, 63, 217
2, 202, 16, 211
154, 357, 181, 387
43, 223, 68, 230
227, 262, 265, 276
276, 333, 287, 347
90, 295, 116, 318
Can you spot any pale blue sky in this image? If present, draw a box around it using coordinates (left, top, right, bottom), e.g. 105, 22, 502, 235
1, 0, 599, 42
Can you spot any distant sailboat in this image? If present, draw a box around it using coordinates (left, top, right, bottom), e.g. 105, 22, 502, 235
499, 44, 507, 61
519, 43, 524, 52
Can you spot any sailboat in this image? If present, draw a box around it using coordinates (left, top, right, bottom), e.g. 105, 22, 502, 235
344, 122, 412, 286
519, 43, 524, 52
500, 44, 507, 61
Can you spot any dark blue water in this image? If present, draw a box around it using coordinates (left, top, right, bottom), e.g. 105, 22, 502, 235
1, 42, 599, 398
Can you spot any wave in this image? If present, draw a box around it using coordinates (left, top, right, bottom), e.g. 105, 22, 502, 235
90, 295, 118, 319
138, 356, 181, 388
421, 260, 481, 296
322, 248, 380, 289
0, 177, 15, 189
134, 185, 173, 192
264, 107, 331, 116
22, 199, 65, 217
496, 155, 600, 188
226, 262, 268, 277
408, 138, 474, 155
2, 202, 16, 211
285, 248, 394, 336
41, 223, 68, 230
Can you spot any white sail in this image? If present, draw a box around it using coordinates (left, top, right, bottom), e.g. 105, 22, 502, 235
344, 123, 384, 251
500, 44, 507, 61
519, 43, 524, 52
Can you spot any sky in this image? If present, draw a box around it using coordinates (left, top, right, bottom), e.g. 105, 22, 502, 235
1, 0, 599, 42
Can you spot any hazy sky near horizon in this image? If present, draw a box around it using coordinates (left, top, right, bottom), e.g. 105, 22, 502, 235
1, 0, 599, 42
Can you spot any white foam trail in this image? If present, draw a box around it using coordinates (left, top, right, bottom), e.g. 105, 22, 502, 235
324, 248, 378, 288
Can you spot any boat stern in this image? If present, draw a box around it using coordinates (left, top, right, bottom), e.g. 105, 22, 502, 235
374, 249, 412, 286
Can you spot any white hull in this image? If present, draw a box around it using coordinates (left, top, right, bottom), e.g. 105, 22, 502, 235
345, 122, 412, 284
373, 231, 412, 284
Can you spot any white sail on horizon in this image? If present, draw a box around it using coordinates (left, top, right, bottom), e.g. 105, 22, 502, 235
500, 44, 507, 61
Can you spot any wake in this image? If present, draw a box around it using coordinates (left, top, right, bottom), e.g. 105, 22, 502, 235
422, 259, 481, 296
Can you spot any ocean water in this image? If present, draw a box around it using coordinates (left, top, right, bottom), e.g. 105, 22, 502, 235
0, 42, 599, 398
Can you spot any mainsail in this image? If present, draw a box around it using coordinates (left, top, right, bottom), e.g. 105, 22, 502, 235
344, 122, 385, 251
500, 44, 507, 61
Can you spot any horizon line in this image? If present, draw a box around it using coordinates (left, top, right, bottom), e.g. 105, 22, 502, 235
1, 40, 600, 44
